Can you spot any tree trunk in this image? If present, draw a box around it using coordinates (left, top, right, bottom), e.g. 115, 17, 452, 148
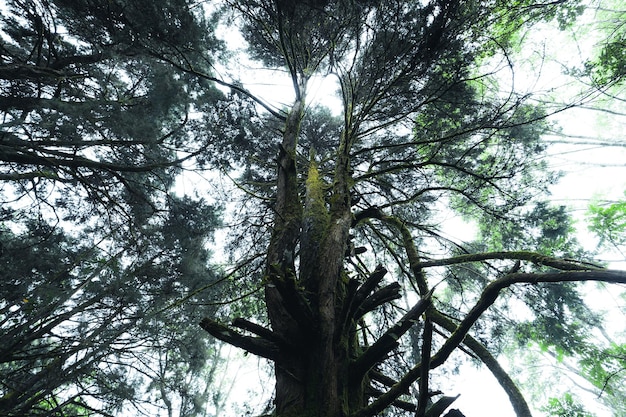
264, 87, 361, 415
199, 98, 435, 413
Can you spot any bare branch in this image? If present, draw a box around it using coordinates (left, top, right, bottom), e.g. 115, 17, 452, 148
348, 265, 388, 317
365, 385, 417, 412
417, 314, 433, 417
199, 318, 279, 361
231, 318, 290, 347
356, 282, 402, 319
418, 251, 603, 271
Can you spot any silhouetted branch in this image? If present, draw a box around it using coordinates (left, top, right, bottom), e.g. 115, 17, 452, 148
430, 269, 626, 371
365, 386, 416, 412
267, 267, 315, 328
417, 314, 433, 417
346, 265, 388, 321
199, 318, 280, 361
352, 293, 432, 390
418, 251, 603, 271
356, 282, 402, 319
430, 310, 532, 417
231, 318, 290, 347
425, 395, 460, 417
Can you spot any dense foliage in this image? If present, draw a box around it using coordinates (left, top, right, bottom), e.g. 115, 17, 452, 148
1, 1, 625, 417
0, 1, 227, 415
197, 1, 626, 417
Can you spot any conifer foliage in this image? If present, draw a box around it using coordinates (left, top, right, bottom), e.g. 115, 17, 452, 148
2, 1, 626, 417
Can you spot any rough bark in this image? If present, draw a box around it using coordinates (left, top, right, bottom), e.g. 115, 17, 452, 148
262, 85, 309, 414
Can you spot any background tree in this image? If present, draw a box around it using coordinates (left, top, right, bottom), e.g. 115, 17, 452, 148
0, 195, 225, 416
501, 1, 626, 412
585, 0, 626, 88
0, 0, 223, 226
0, 1, 231, 415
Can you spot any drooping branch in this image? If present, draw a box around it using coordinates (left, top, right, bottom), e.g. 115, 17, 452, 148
430, 269, 626, 370
199, 318, 279, 361
430, 310, 533, 417
0, 144, 195, 173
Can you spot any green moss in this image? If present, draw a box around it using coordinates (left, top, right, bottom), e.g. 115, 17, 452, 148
303, 158, 330, 242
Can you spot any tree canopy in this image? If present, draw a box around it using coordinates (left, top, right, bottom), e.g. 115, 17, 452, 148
1, 0, 626, 417
1, 1, 228, 415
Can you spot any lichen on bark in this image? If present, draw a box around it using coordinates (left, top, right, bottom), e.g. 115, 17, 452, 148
300, 155, 331, 294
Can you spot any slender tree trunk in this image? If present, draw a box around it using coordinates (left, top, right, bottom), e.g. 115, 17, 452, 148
265, 92, 307, 415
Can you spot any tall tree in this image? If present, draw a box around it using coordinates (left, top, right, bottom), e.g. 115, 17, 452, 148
585, 0, 626, 88
0, 1, 229, 416
197, 1, 626, 417
3, 1, 625, 416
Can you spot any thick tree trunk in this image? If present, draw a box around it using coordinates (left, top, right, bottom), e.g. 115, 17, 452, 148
194, 3, 626, 417
264, 87, 359, 415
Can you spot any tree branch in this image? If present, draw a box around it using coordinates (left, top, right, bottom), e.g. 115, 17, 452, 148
352, 293, 432, 388
381, 214, 430, 295
347, 265, 388, 320
418, 251, 603, 271
355, 282, 402, 319
430, 310, 533, 417
430, 269, 626, 371
425, 395, 460, 417
199, 318, 280, 361
365, 386, 417, 412
368, 369, 402, 389
147, 52, 287, 121
417, 313, 433, 417
231, 318, 290, 347
353, 269, 626, 417
267, 269, 315, 330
